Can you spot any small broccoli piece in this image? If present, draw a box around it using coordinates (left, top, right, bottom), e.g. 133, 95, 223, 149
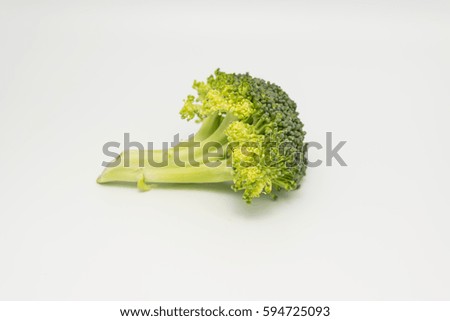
97, 69, 307, 203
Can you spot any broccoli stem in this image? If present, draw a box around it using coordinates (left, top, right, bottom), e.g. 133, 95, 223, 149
97, 159, 233, 186
191, 112, 221, 141
144, 112, 221, 160
144, 161, 233, 183
97, 113, 238, 189
141, 112, 236, 164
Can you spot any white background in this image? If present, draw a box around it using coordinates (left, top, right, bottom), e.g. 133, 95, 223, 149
0, 0, 449, 300
2, 301, 450, 321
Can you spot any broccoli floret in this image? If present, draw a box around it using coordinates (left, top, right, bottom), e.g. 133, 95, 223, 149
97, 69, 307, 203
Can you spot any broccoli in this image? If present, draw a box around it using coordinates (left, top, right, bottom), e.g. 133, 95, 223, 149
97, 69, 307, 203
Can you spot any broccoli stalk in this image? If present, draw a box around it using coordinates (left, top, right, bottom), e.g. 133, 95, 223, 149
96, 113, 236, 188
97, 69, 307, 203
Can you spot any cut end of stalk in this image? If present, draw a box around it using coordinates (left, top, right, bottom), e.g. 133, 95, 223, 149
96, 165, 143, 184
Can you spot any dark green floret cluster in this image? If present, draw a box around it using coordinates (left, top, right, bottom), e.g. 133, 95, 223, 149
97, 69, 307, 203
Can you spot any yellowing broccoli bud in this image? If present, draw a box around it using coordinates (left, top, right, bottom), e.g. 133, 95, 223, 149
183, 72, 254, 121
180, 95, 200, 120
225, 121, 262, 143
233, 166, 273, 203
230, 99, 253, 119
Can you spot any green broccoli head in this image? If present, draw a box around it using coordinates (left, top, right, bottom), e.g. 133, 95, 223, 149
180, 69, 307, 202
97, 69, 307, 203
